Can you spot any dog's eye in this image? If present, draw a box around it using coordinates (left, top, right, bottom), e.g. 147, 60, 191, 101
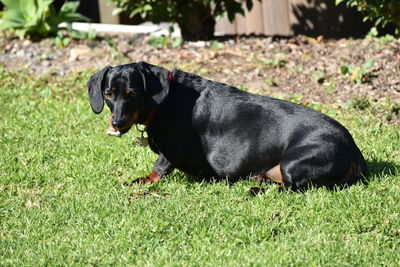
126, 90, 135, 96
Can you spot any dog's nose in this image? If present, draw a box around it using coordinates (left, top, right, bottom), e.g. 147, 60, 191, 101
112, 119, 124, 129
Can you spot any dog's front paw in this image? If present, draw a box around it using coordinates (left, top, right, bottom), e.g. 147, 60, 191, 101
128, 171, 160, 185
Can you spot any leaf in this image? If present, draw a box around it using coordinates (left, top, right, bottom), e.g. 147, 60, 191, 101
171, 37, 182, 48
60, 1, 80, 13
363, 58, 376, 70
351, 66, 361, 82
246, 0, 253, 11
340, 65, 349, 75
58, 1, 89, 22
61, 13, 90, 22
24, 0, 38, 20
0, 19, 22, 30
143, 4, 153, 12
1, 9, 25, 25
0, 0, 23, 10
225, 1, 244, 22
16, 28, 27, 39
130, 7, 144, 18
112, 7, 124, 16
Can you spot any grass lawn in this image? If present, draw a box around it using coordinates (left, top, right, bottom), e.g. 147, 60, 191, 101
0, 67, 399, 266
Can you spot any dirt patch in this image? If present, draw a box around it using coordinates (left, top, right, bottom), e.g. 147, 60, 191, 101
1, 33, 399, 107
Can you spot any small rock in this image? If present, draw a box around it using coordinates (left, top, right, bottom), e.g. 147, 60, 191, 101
189, 41, 206, 48
179, 51, 191, 59
69, 47, 91, 61
22, 40, 32, 47
264, 37, 273, 45
117, 41, 130, 54
41, 60, 51, 67
25, 51, 34, 58
10, 45, 20, 54
227, 39, 235, 46
5, 43, 13, 51
16, 50, 25, 57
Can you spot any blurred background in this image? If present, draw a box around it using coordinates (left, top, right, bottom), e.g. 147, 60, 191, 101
1, 0, 395, 40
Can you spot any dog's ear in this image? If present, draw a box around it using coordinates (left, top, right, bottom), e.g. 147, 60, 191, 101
134, 62, 170, 108
87, 65, 112, 114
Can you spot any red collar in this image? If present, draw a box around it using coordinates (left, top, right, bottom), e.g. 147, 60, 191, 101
167, 70, 173, 85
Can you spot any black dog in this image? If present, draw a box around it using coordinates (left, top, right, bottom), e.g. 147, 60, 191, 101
88, 62, 367, 189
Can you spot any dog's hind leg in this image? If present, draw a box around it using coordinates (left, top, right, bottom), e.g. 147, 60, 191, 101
278, 143, 365, 189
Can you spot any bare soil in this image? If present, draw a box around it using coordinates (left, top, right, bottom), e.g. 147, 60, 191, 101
1, 33, 399, 107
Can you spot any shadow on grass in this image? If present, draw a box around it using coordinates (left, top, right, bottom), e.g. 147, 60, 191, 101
365, 159, 399, 178
182, 159, 399, 195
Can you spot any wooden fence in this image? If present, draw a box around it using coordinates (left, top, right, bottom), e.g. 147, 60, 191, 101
215, 0, 371, 37
93, 0, 371, 38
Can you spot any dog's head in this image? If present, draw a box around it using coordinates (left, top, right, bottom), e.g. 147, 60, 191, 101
88, 62, 170, 134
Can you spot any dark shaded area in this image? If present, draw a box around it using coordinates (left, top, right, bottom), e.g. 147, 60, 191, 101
213, 34, 285, 41
121, 154, 397, 194
119, 12, 144, 25
54, 0, 142, 24
366, 159, 399, 178
249, 159, 399, 195
0, 1, 97, 21
291, 0, 396, 38
54, 0, 100, 23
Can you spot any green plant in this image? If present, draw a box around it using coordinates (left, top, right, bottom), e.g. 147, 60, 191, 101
148, 35, 182, 48
366, 27, 396, 48
263, 56, 288, 69
325, 76, 337, 94
289, 62, 304, 74
336, 0, 400, 35
109, 0, 261, 41
265, 76, 278, 87
147, 26, 182, 48
350, 96, 372, 110
310, 70, 326, 84
54, 25, 97, 48
340, 58, 376, 84
210, 40, 225, 50
0, 0, 89, 40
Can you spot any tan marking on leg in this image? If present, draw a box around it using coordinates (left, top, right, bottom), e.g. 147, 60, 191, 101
265, 164, 285, 186
131, 170, 161, 185
146, 170, 161, 182
254, 164, 285, 186
345, 162, 357, 179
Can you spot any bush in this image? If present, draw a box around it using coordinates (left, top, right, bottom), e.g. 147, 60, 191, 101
0, 0, 89, 40
336, 0, 400, 35
109, 0, 261, 41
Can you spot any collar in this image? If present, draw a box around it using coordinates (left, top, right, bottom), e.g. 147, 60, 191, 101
167, 70, 173, 85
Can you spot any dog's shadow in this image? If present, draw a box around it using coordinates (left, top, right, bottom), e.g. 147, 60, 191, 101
183, 159, 399, 195
365, 159, 399, 179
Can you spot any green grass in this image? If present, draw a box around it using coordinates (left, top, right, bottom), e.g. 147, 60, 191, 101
0, 67, 399, 266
